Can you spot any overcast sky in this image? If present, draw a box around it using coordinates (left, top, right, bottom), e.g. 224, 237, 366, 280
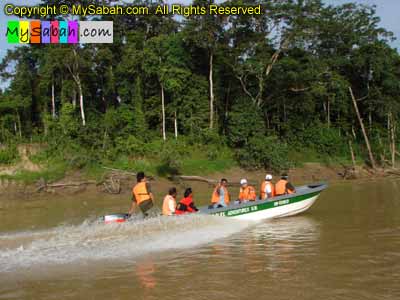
1, 0, 399, 83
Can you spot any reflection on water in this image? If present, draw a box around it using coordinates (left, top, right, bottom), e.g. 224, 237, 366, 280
1, 179, 400, 300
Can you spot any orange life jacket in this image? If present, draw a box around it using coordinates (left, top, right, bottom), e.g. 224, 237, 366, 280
211, 185, 230, 204
133, 182, 151, 205
275, 179, 295, 196
162, 195, 176, 216
239, 185, 257, 201
260, 181, 275, 200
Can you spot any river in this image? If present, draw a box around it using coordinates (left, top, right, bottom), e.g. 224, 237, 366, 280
0, 179, 399, 299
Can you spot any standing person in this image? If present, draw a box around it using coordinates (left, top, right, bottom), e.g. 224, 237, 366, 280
238, 179, 257, 203
260, 174, 275, 200
175, 188, 199, 215
275, 174, 296, 196
128, 172, 154, 217
210, 178, 230, 208
162, 187, 177, 216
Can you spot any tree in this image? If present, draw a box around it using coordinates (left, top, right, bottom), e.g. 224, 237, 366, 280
183, 0, 225, 129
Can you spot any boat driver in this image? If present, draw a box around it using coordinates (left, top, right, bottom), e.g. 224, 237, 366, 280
128, 172, 154, 217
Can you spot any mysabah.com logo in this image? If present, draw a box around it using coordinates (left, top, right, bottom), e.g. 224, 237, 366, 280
6, 20, 113, 44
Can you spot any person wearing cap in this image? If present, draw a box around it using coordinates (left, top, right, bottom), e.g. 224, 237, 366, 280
260, 174, 275, 200
275, 174, 296, 196
210, 178, 230, 208
238, 179, 257, 203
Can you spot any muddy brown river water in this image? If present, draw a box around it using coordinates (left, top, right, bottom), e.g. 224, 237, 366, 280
0, 179, 399, 300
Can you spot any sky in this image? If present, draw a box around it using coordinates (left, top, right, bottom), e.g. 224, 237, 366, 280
1, 0, 400, 88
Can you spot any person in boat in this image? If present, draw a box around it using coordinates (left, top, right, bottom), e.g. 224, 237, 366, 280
162, 187, 177, 216
260, 174, 275, 200
238, 179, 256, 203
128, 172, 154, 217
275, 173, 296, 196
175, 188, 199, 215
210, 178, 230, 209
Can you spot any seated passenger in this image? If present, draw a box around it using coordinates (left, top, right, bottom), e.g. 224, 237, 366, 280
210, 178, 230, 209
260, 174, 275, 200
175, 188, 199, 215
275, 174, 296, 196
238, 179, 256, 203
162, 187, 177, 216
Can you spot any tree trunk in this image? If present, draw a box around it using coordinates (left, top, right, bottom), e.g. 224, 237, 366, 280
389, 112, 396, 168
51, 81, 56, 119
102, 129, 108, 150
161, 82, 166, 141
16, 111, 22, 138
209, 52, 214, 129
351, 126, 356, 139
283, 101, 287, 122
349, 87, 376, 169
327, 98, 330, 128
369, 110, 372, 131
174, 110, 178, 139
77, 83, 86, 126
348, 139, 356, 169
72, 89, 77, 108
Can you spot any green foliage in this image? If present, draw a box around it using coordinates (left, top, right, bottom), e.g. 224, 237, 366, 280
0, 162, 67, 184
236, 136, 291, 172
156, 139, 189, 175
132, 77, 147, 137
0, 144, 19, 165
181, 145, 236, 175
114, 135, 146, 157
292, 123, 347, 157
227, 99, 266, 148
59, 103, 79, 138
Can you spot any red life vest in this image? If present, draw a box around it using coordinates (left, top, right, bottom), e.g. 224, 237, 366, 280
175, 195, 197, 215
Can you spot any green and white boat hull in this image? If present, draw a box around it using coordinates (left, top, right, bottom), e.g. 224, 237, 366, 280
200, 183, 327, 221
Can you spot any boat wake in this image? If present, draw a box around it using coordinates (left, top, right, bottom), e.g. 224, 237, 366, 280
0, 214, 253, 273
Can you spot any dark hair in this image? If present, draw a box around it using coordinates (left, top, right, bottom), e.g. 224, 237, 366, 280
137, 172, 145, 182
221, 178, 228, 183
184, 188, 192, 198
168, 187, 177, 195
281, 173, 288, 179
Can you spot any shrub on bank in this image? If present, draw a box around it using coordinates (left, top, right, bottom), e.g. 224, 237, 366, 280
0, 144, 19, 165
236, 136, 291, 172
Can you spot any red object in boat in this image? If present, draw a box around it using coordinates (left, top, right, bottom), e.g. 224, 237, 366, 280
103, 214, 129, 224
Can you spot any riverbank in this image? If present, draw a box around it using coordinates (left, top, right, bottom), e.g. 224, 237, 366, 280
0, 155, 387, 202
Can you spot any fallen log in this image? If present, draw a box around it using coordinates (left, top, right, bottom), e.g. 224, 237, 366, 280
172, 175, 218, 184
384, 169, 400, 176
36, 180, 97, 192
102, 167, 155, 180
171, 175, 250, 187
47, 181, 97, 188
102, 167, 137, 175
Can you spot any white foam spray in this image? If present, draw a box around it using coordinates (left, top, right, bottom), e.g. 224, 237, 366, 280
0, 215, 254, 273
